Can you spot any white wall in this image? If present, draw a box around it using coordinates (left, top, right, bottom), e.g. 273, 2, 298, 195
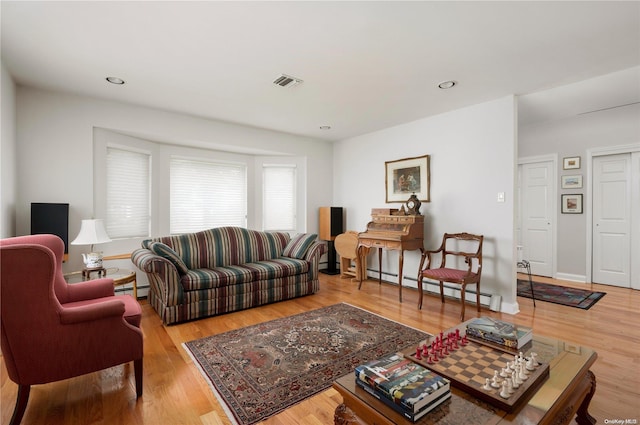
519, 100, 640, 280
1, 62, 17, 238
333, 96, 519, 313
16, 86, 333, 274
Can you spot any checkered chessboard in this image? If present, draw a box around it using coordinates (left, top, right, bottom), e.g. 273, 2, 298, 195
402, 336, 550, 412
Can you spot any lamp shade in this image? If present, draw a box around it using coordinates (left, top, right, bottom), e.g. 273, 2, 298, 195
71, 219, 112, 245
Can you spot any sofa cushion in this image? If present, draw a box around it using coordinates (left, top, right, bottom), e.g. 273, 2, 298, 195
244, 258, 309, 281
147, 241, 189, 275
181, 258, 309, 290
147, 227, 291, 269
283, 233, 318, 259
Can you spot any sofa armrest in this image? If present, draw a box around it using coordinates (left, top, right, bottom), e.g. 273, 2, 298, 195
303, 241, 327, 280
304, 240, 327, 261
131, 249, 185, 306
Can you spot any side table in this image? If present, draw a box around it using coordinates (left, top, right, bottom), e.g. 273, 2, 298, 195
65, 268, 138, 300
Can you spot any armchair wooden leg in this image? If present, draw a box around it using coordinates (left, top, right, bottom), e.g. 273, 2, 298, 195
417, 275, 423, 310
460, 284, 466, 322
476, 284, 481, 312
439, 281, 445, 303
134, 358, 143, 398
10, 384, 30, 425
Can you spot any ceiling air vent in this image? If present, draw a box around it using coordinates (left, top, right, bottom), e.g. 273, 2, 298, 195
273, 74, 303, 88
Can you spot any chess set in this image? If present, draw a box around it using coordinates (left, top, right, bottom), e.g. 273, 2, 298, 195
401, 329, 550, 412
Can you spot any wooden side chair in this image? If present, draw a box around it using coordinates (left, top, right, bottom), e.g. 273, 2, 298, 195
418, 232, 483, 321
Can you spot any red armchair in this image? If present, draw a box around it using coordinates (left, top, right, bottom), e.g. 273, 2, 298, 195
0, 234, 143, 425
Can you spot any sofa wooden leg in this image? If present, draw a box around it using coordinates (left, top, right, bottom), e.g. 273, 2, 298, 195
10, 384, 30, 425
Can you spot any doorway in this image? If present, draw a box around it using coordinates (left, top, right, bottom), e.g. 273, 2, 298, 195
517, 156, 556, 277
590, 148, 640, 288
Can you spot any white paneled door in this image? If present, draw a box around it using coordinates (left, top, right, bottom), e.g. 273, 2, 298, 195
519, 161, 554, 277
592, 154, 632, 287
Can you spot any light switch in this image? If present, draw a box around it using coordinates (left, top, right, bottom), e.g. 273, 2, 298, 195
497, 192, 505, 203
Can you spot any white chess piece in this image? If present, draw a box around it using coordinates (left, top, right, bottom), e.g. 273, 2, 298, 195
518, 364, 529, 381
483, 378, 493, 391
515, 373, 523, 385
499, 380, 510, 398
491, 374, 501, 388
511, 372, 520, 389
526, 357, 536, 371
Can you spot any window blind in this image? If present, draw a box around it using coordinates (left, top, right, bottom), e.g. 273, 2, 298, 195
105, 147, 150, 239
170, 158, 247, 234
263, 164, 296, 232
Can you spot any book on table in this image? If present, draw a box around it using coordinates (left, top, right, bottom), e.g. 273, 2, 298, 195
355, 353, 450, 413
465, 316, 533, 349
355, 378, 451, 422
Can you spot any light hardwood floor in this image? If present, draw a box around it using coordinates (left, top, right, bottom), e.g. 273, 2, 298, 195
2, 274, 639, 424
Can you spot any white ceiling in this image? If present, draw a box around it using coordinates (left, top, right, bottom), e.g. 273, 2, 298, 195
2, 1, 639, 142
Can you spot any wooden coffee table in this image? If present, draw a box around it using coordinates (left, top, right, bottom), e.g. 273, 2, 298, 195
333, 325, 597, 425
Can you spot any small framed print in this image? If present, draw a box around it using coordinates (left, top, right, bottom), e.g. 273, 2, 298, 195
561, 175, 583, 189
561, 194, 583, 214
563, 156, 581, 170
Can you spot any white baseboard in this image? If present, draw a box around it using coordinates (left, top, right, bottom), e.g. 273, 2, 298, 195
554, 273, 587, 283
500, 300, 520, 315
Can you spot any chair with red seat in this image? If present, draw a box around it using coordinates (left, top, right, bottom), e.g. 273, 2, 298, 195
0, 234, 143, 425
417, 232, 483, 321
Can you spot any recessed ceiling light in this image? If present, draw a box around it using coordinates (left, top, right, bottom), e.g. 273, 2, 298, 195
106, 76, 125, 85
319, 125, 331, 130
438, 80, 457, 89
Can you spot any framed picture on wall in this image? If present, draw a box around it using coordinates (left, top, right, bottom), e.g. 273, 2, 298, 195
561, 175, 583, 189
563, 156, 581, 170
385, 155, 430, 203
561, 194, 583, 214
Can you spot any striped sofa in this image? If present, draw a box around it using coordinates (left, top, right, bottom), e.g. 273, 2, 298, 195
131, 227, 326, 325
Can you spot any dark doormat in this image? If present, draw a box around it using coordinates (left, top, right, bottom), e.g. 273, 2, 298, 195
517, 279, 606, 310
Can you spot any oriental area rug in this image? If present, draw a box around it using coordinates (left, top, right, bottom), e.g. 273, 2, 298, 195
517, 279, 606, 310
183, 303, 431, 425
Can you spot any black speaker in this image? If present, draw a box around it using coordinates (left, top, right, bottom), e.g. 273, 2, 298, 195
319, 207, 344, 241
319, 207, 344, 275
31, 203, 70, 253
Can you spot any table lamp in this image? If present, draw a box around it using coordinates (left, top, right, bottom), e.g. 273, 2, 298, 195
71, 219, 112, 272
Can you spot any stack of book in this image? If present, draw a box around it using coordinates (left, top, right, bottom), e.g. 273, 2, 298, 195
354, 353, 451, 422
465, 317, 533, 350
